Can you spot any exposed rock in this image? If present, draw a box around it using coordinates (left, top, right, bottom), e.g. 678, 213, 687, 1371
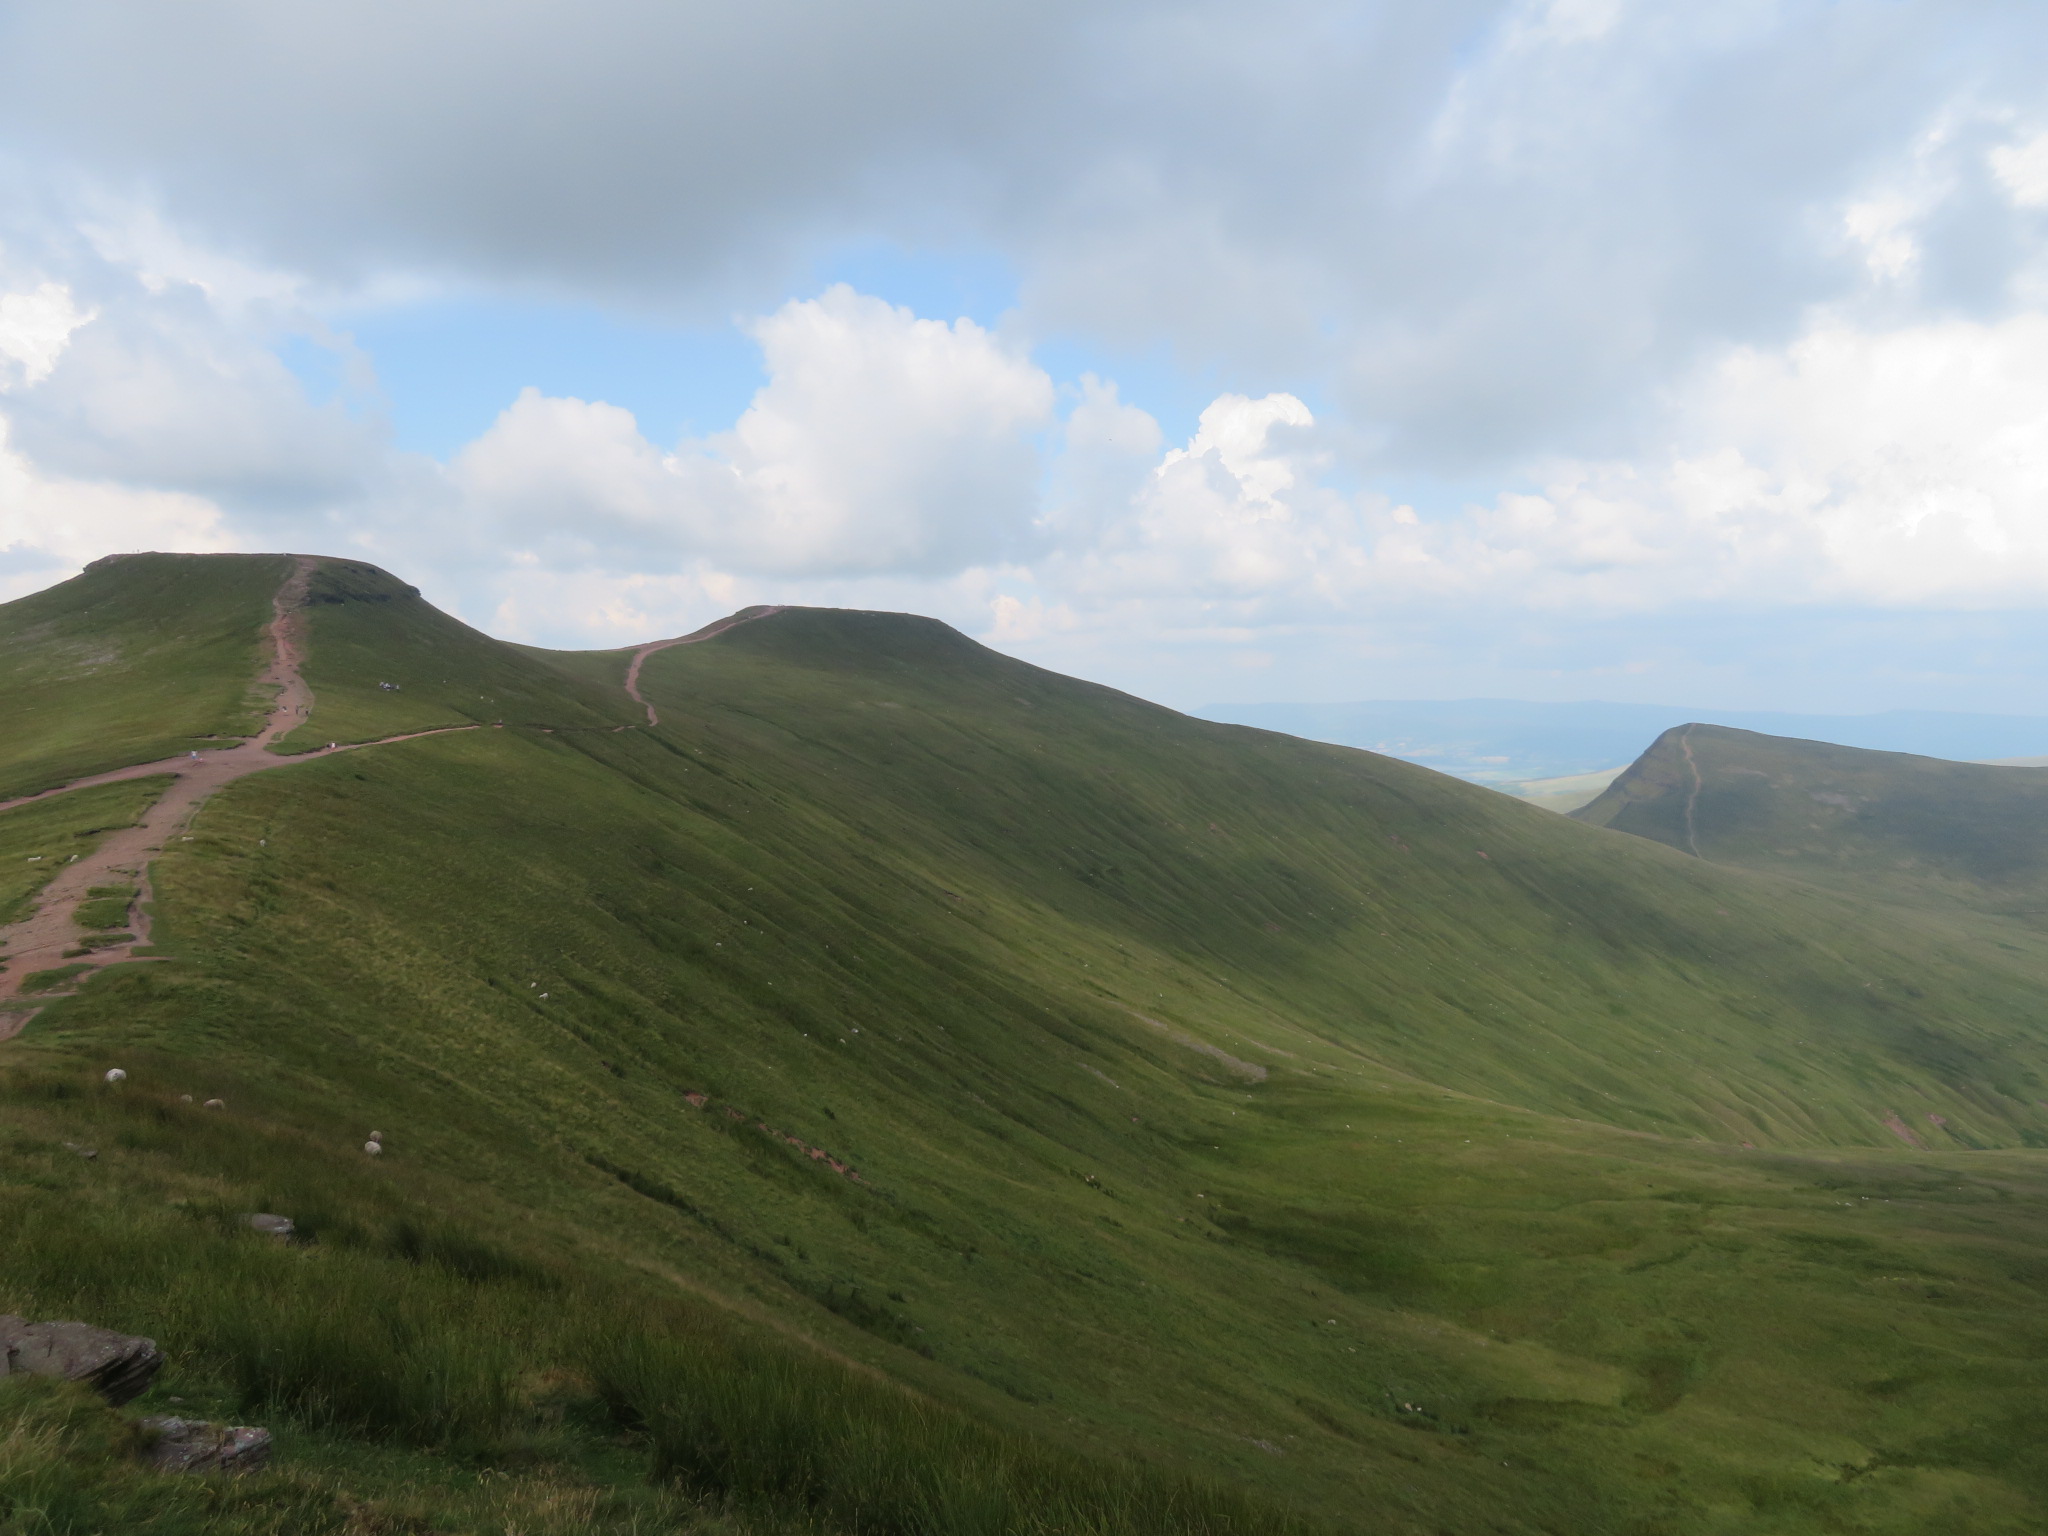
245, 1213, 294, 1239
0, 1316, 162, 1404
61, 1141, 98, 1160
140, 1416, 273, 1474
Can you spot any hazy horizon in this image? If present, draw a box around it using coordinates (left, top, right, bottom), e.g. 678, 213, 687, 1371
1197, 698, 2048, 783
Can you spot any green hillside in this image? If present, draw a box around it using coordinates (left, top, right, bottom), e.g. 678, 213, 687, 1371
0, 552, 287, 797
1574, 722, 2048, 925
270, 558, 641, 751
10, 563, 2048, 1533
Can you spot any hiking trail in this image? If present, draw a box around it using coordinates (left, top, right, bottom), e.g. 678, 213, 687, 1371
1, 575, 784, 1033
1678, 724, 1703, 858
623, 606, 784, 725
0, 557, 481, 1029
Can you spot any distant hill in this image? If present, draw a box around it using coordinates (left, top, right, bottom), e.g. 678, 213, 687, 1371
13, 557, 2048, 1531
1198, 698, 2048, 782
1575, 723, 2048, 924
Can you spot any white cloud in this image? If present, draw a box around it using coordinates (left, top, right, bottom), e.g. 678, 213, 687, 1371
0, 418, 233, 599
0, 282, 93, 387
455, 285, 1055, 577
451, 389, 679, 563
1991, 130, 2048, 210
1157, 393, 1314, 514
11, 296, 380, 513
708, 286, 1055, 573
1375, 311, 2048, 614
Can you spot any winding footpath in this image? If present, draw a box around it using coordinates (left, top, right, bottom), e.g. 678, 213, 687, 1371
622, 605, 784, 725
1678, 723, 1704, 858
1, 580, 786, 1034
0, 558, 480, 1031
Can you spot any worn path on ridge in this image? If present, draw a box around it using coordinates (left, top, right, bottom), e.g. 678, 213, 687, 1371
0, 558, 482, 1027
623, 606, 784, 725
1, 580, 784, 1032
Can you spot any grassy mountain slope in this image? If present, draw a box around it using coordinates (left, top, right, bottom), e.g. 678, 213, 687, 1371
1575, 723, 2048, 925
0, 553, 287, 797
10, 571, 2048, 1531
271, 558, 642, 751
611, 609, 2048, 1150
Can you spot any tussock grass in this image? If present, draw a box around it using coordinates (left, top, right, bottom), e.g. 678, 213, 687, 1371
0, 1069, 1322, 1535
592, 1332, 1311, 1536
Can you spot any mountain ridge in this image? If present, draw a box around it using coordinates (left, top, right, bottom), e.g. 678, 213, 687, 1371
10, 555, 2048, 1533
1575, 721, 2048, 927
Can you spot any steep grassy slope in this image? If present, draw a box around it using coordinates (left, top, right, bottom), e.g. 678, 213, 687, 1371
1576, 723, 2048, 925
601, 610, 2048, 1150
12, 574, 2048, 1532
270, 558, 642, 751
0, 553, 286, 796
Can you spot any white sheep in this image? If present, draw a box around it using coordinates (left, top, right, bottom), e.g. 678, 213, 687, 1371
103, 1068, 127, 1084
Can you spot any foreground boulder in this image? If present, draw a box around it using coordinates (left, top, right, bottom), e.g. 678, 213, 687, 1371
140, 1416, 273, 1474
0, 1316, 162, 1405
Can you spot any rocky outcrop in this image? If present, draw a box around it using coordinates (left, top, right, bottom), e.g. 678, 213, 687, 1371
140, 1416, 273, 1474
0, 1315, 162, 1404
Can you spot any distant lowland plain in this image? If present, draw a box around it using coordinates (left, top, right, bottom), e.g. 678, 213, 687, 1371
1202, 699, 2048, 810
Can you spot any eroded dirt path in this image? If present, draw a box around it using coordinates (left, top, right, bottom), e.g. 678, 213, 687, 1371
1678, 724, 1704, 857
623, 605, 785, 725
1, 578, 782, 1032
0, 558, 481, 1028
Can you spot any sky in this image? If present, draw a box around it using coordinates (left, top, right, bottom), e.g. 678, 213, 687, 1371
3, 0, 2048, 714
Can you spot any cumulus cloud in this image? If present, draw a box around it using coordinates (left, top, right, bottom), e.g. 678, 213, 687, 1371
454, 286, 1054, 576
0, 283, 93, 387
1991, 130, 2048, 210
1515, 312, 2048, 608
0, 197, 391, 530
0, 265, 236, 595
0, 419, 232, 599
10, 296, 382, 516
1080, 393, 1348, 600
